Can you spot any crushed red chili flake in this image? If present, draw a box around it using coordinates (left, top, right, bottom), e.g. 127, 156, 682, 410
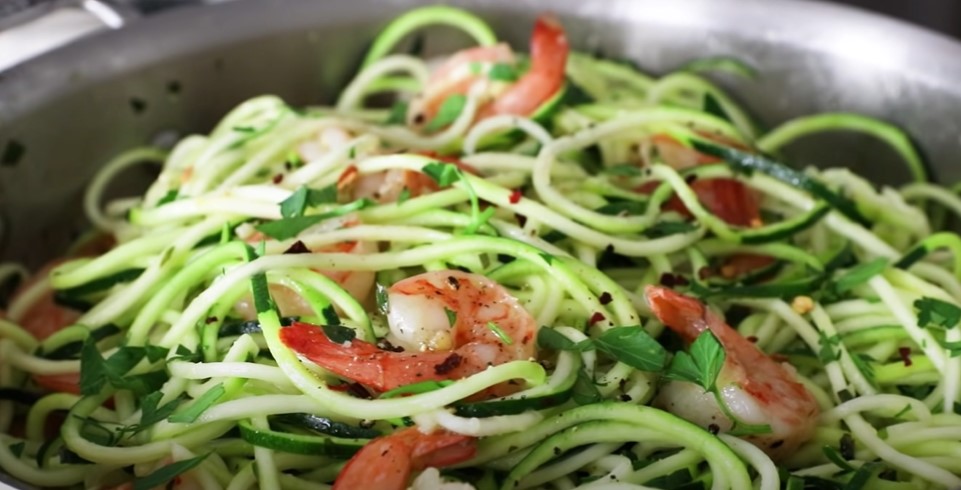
746, 336, 758, 343
283, 240, 311, 254
684, 174, 698, 185
598, 292, 613, 305
898, 347, 913, 367
589, 312, 606, 325
509, 189, 523, 204
514, 213, 528, 228
205, 316, 219, 324
272, 173, 284, 184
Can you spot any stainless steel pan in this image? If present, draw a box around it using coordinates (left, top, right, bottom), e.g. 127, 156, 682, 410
3, 0, 961, 269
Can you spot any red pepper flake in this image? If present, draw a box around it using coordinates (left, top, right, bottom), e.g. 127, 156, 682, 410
205, 316, 219, 324
272, 173, 284, 184
509, 189, 523, 204
746, 335, 758, 343
598, 292, 613, 305
514, 213, 528, 228
898, 347, 913, 367
589, 312, 606, 325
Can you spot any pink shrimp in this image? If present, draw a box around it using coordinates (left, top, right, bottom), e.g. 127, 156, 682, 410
236, 218, 377, 319
411, 14, 568, 127
645, 286, 819, 460
333, 427, 475, 490
279, 270, 537, 396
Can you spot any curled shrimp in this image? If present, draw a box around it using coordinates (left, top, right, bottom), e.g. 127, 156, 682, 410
645, 286, 819, 460
236, 218, 377, 319
409, 14, 568, 128
333, 427, 475, 490
280, 270, 537, 395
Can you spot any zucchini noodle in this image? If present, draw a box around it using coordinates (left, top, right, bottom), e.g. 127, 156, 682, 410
1, 5, 960, 490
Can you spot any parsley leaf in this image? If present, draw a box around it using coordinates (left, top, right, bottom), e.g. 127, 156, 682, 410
397, 187, 411, 204
280, 186, 309, 218
422, 162, 460, 187
138, 392, 182, 429
537, 328, 576, 351
914, 297, 961, 329
444, 308, 457, 327
593, 326, 668, 372
307, 185, 339, 206
488, 63, 520, 82
157, 189, 179, 206
664, 331, 725, 392
385, 101, 409, 125
851, 353, 878, 389
703, 93, 731, 123
133, 454, 208, 490
424, 94, 467, 132
322, 324, 356, 344
818, 332, 841, 364
9, 442, 24, 458
244, 244, 275, 315
79, 339, 169, 397
375, 283, 390, 315
572, 368, 602, 405
823, 445, 855, 473
321, 304, 341, 327
486, 322, 514, 345
833, 259, 887, 295
602, 164, 643, 177
255, 198, 374, 240
642, 221, 699, 238
420, 162, 490, 234
380, 380, 453, 399
168, 383, 225, 424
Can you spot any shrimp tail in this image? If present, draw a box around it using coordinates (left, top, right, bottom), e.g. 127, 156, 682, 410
333, 427, 475, 490
280, 322, 460, 392
279, 323, 388, 388
479, 14, 569, 118
644, 285, 713, 342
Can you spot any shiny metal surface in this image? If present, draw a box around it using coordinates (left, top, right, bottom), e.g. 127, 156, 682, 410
1, 0, 961, 266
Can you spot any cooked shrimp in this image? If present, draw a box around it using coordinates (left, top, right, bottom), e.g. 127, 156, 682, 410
298, 126, 354, 163
279, 270, 537, 394
349, 168, 439, 204
409, 14, 568, 127
645, 286, 818, 460
348, 152, 482, 204
639, 134, 762, 228
333, 427, 475, 490
7, 261, 82, 342
236, 216, 377, 319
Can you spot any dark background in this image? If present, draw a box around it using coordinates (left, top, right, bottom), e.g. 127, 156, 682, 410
827, 0, 961, 39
